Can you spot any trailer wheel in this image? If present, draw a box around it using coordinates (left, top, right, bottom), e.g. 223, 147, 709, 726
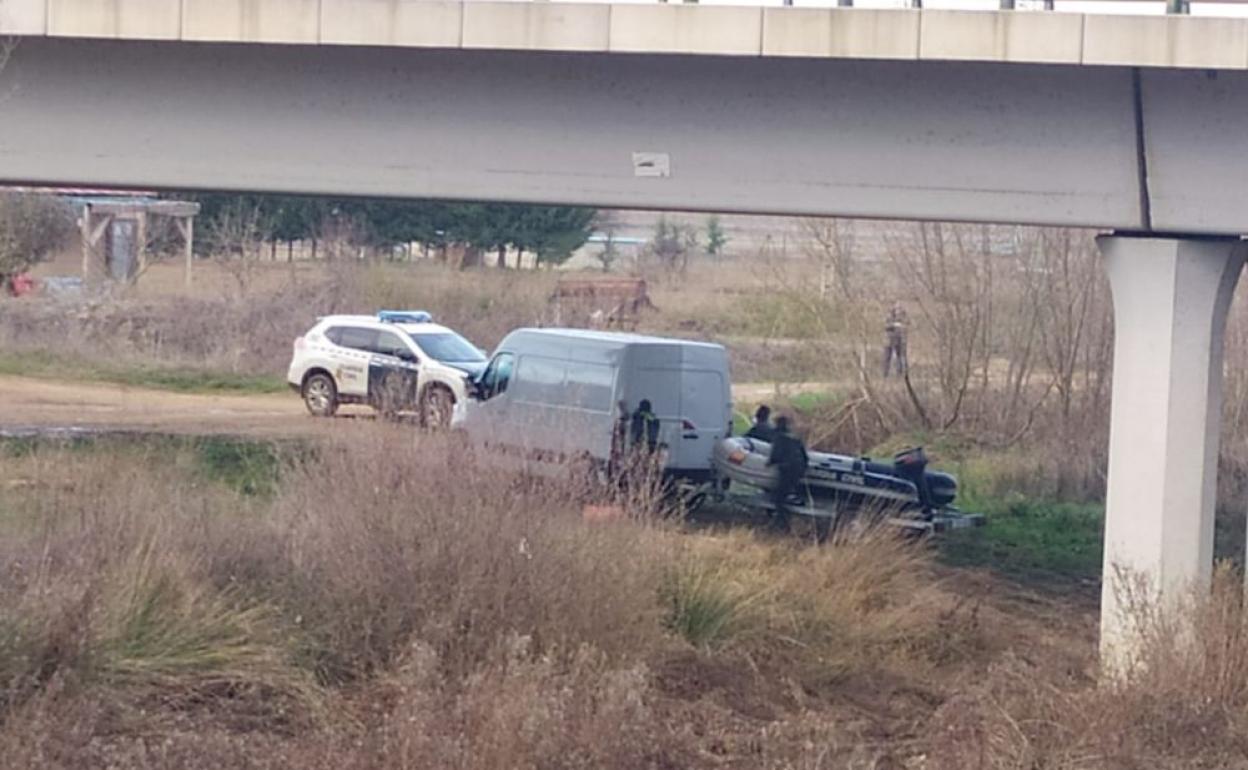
682, 490, 709, 514
813, 515, 832, 545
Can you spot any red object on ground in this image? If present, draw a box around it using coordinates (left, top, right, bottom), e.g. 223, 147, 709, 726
7, 273, 35, 297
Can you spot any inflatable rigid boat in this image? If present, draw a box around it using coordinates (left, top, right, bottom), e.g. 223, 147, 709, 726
712, 436, 957, 514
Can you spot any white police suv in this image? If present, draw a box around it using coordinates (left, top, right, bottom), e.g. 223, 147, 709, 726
287, 311, 487, 427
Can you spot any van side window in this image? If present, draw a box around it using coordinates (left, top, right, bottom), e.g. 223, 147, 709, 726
324, 327, 344, 345
566, 362, 614, 412
481, 353, 515, 399
337, 327, 378, 352
514, 356, 565, 404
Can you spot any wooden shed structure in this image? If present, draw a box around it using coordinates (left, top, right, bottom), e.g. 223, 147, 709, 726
75, 195, 200, 285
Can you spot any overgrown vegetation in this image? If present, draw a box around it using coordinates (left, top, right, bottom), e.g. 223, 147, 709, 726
0, 192, 75, 281
11, 205, 1248, 765
0, 432, 974, 767
1, 431, 1242, 768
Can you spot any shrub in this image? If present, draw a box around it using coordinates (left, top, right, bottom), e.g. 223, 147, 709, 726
0, 193, 75, 279
929, 565, 1248, 769
0, 431, 998, 769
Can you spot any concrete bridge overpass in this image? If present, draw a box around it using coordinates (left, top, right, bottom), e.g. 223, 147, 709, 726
2, 0, 1247, 666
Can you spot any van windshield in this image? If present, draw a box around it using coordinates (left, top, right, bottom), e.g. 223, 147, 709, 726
408, 332, 486, 363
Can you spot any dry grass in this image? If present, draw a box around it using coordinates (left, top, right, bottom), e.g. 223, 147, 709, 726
9, 232, 1248, 766
0, 429, 997, 769
0, 267, 356, 377
3, 432, 1248, 768
0, 257, 844, 383
927, 565, 1248, 770
664, 529, 973, 685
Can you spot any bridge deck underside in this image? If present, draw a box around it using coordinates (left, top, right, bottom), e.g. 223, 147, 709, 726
0, 39, 1244, 233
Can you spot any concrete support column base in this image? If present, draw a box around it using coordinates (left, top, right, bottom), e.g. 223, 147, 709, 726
1098, 235, 1245, 672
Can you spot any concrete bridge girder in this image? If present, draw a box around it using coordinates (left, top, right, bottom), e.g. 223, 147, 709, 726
0, 40, 1245, 234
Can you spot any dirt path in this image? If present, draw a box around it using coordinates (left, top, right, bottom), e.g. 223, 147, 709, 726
0, 375, 331, 438
0, 374, 822, 438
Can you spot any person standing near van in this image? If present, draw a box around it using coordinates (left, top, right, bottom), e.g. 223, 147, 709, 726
745, 404, 775, 442
630, 399, 660, 453
882, 301, 909, 378
766, 416, 808, 533
610, 399, 630, 472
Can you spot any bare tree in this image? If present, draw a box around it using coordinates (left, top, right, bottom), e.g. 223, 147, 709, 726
648, 216, 698, 276
882, 222, 995, 430
802, 217, 856, 300
207, 200, 270, 298
594, 211, 622, 273
1031, 229, 1105, 425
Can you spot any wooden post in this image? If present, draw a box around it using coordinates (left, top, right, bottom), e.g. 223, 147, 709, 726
180, 216, 194, 288
80, 205, 91, 279
135, 212, 148, 282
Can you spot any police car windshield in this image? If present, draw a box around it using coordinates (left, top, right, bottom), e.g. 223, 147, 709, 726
408, 332, 485, 363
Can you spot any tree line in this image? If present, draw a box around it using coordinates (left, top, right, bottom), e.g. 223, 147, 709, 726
187, 194, 597, 268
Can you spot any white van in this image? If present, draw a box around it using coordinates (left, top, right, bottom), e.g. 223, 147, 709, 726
456, 328, 732, 483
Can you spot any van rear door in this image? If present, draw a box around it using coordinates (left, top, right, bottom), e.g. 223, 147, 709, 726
674, 368, 729, 472
633, 365, 727, 473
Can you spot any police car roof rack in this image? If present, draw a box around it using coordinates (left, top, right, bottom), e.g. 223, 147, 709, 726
378, 310, 433, 324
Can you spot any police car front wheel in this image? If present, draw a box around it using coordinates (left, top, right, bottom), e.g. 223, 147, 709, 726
303, 373, 338, 417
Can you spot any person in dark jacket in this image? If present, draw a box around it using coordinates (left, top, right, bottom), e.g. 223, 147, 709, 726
609, 400, 630, 476
744, 404, 775, 442
882, 300, 909, 378
766, 416, 808, 533
630, 399, 660, 453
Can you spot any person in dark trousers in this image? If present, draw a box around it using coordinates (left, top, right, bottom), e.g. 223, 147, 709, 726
882, 300, 909, 378
766, 415, 808, 533
609, 400, 630, 476
744, 404, 775, 442
630, 399, 660, 453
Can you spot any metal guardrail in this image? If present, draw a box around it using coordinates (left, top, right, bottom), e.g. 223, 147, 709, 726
757, 0, 1248, 13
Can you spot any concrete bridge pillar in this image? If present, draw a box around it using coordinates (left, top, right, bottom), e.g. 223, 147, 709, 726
1098, 235, 1245, 671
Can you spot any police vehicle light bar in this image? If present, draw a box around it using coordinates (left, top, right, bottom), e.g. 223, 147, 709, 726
378, 310, 433, 324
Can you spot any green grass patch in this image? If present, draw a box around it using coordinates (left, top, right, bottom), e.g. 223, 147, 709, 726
697, 294, 838, 340
0, 433, 289, 498
787, 390, 841, 416
0, 349, 287, 394
862, 439, 1106, 582
732, 390, 844, 434
192, 437, 284, 497
661, 559, 768, 650
939, 497, 1103, 581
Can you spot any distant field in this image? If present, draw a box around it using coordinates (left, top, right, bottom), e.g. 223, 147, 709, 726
0, 349, 287, 394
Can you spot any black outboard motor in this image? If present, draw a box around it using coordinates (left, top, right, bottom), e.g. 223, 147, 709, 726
893, 447, 936, 513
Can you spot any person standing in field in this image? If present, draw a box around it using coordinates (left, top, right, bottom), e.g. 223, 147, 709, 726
745, 404, 776, 442
630, 399, 660, 453
882, 301, 909, 378
766, 415, 808, 533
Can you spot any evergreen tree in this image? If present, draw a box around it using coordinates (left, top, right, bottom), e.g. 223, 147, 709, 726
705, 215, 728, 256
183, 192, 595, 268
